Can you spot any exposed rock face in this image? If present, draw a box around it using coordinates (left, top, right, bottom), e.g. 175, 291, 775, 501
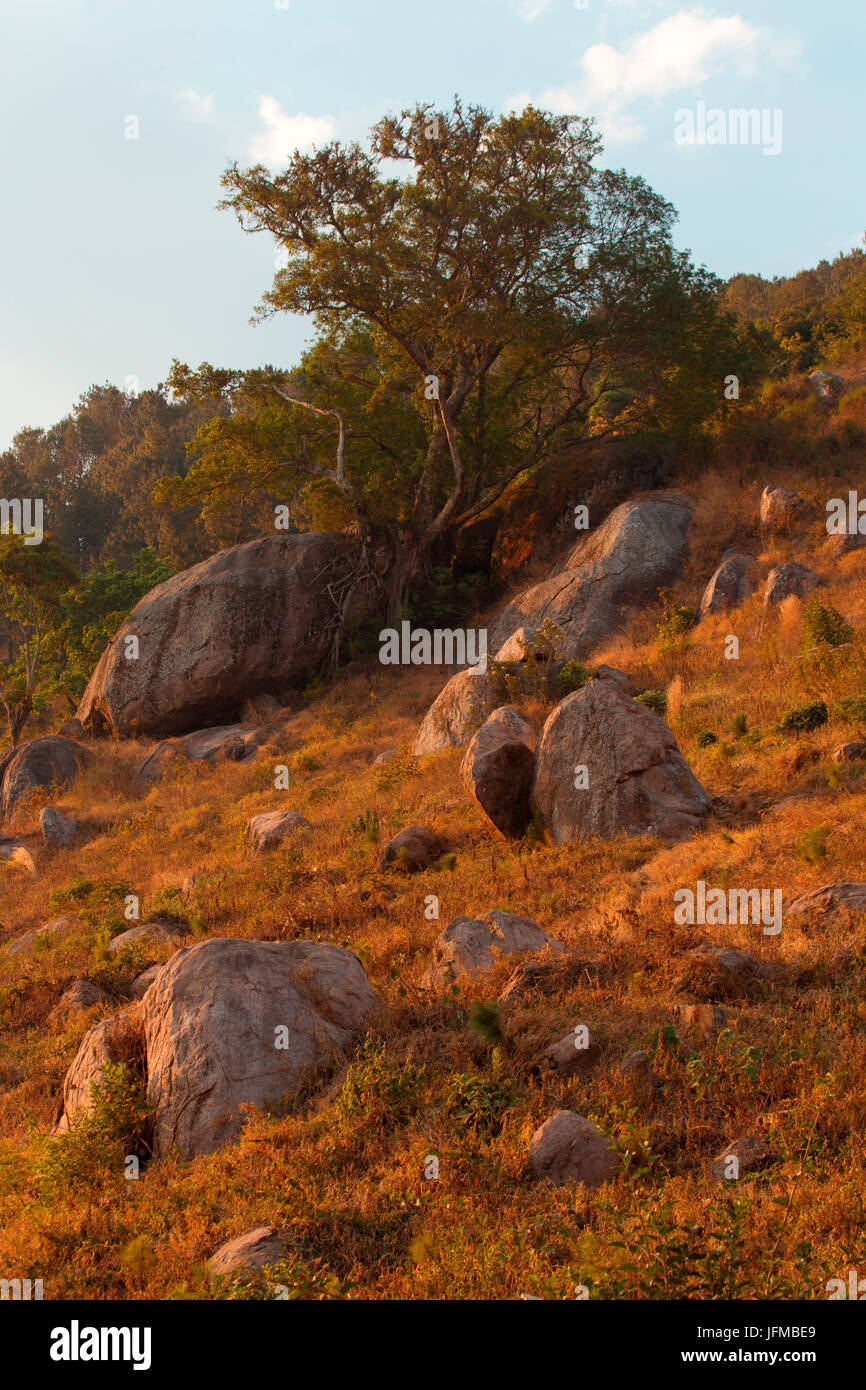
541, 1027, 598, 1076
699, 551, 755, 616
832, 531, 866, 559
787, 882, 866, 923
489, 494, 691, 660
135, 724, 277, 787
808, 369, 844, 400
460, 707, 535, 838
379, 826, 444, 873
594, 665, 630, 693
0, 737, 90, 818
760, 485, 803, 529
832, 743, 866, 763
128, 965, 162, 1000
209, 1228, 287, 1276
246, 810, 312, 852
763, 562, 822, 608
710, 1135, 773, 1182
528, 1111, 621, 1189
142, 938, 379, 1159
55, 1006, 142, 1133
412, 668, 493, 755
531, 680, 711, 844
423, 910, 564, 987
40, 806, 78, 848
494, 628, 553, 662
76, 533, 374, 738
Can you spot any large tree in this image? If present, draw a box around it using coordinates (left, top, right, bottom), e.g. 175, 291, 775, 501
163, 100, 753, 620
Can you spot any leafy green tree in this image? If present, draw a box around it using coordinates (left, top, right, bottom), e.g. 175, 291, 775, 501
0, 533, 78, 745
162, 99, 751, 621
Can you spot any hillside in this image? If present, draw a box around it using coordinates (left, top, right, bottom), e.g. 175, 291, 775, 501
3, 370, 866, 1300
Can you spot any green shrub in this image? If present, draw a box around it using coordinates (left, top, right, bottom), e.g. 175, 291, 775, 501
730, 711, 748, 736
557, 660, 592, 695
776, 700, 828, 733
797, 825, 830, 864
835, 695, 866, 725
636, 690, 667, 717
444, 1072, 514, 1135
696, 731, 717, 748
37, 1061, 150, 1192
655, 588, 694, 653
336, 1038, 425, 1128
801, 595, 854, 650
348, 808, 380, 843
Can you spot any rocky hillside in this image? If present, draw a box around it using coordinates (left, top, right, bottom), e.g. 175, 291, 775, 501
2, 441, 866, 1300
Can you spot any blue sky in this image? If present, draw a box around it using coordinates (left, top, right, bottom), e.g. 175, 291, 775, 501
0, 0, 863, 449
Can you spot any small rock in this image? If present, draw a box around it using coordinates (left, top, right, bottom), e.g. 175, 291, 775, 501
833, 742, 866, 763
108, 917, 190, 959
763, 562, 822, 609
372, 748, 399, 766
54, 1006, 142, 1132
424, 910, 564, 988
128, 964, 162, 999
699, 551, 755, 616
460, 707, 535, 838
5, 914, 78, 958
50, 979, 111, 1021
677, 944, 775, 999
528, 1110, 621, 1189
379, 825, 444, 873
40, 806, 78, 848
673, 1003, 727, 1039
542, 1027, 598, 1076
832, 531, 866, 559
710, 1135, 773, 1182
246, 810, 311, 851
759, 485, 803, 530
619, 1050, 661, 1091
209, 1227, 286, 1276
787, 881, 866, 924
493, 628, 552, 662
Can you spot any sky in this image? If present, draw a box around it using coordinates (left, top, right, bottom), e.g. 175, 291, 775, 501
0, 0, 863, 449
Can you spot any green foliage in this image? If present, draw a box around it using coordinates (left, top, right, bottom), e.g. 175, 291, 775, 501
776, 700, 828, 733
696, 730, 717, 748
336, 1038, 425, 1129
37, 1062, 150, 1193
444, 1072, 514, 1135
797, 825, 831, 865
635, 689, 667, 717
834, 695, 866, 724
655, 588, 694, 654
557, 661, 592, 695
730, 711, 748, 736
467, 1001, 502, 1047
172, 1259, 351, 1301
348, 808, 380, 843
801, 595, 854, 650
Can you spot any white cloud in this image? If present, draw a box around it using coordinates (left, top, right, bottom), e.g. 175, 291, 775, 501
509, 8, 798, 144
249, 96, 336, 167
177, 89, 214, 122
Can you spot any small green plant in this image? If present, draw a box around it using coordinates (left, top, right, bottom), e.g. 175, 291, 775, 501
557, 660, 592, 695
776, 700, 828, 733
439, 852, 457, 872
467, 1001, 502, 1047
636, 689, 667, 717
294, 751, 322, 773
444, 1072, 514, 1135
348, 808, 380, 843
801, 595, 854, 650
696, 730, 717, 748
37, 1061, 150, 1192
730, 711, 748, 737
797, 824, 831, 864
336, 1038, 425, 1128
834, 695, 866, 725
655, 588, 694, 653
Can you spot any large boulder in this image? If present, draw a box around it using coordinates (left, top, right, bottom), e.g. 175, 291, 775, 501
412, 668, 493, 755
460, 707, 535, 838
763, 562, 822, 609
699, 551, 755, 616
246, 810, 311, 852
209, 1227, 287, 1276
76, 533, 375, 738
142, 938, 379, 1159
532, 680, 711, 844
40, 806, 78, 848
423, 910, 564, 987
489, 494, 691, 660
0, 737, 90, 818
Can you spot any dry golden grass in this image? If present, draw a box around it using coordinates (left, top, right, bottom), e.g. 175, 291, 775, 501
3, 457, 866, 1300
